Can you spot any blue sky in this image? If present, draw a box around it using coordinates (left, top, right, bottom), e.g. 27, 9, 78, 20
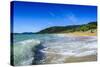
12, 1, 97, 33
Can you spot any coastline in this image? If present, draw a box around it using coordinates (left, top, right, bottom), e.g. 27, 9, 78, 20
56, 32, 97, 63
64, 32, 97, 63
66, 32, 97, 36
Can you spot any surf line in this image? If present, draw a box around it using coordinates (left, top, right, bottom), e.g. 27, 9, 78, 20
32, 41, 46, 65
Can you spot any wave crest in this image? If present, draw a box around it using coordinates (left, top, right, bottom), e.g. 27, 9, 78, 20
13, 39, 40, 66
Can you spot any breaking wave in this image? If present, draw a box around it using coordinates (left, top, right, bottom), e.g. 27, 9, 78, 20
13, 39, 41, 66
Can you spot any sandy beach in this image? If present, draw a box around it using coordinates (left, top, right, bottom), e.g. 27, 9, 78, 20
64, 55, 97, 63
67, 32, 97, 36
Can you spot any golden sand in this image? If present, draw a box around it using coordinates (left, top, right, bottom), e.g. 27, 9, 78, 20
67, 32, 97, 36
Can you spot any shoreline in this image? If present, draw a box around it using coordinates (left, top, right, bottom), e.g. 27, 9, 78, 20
66, 32, 97, 36
64, 55, 97, 63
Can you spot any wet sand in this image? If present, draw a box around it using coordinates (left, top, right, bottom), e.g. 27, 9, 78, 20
41, 52, 97, 64
64, 55, 97, 63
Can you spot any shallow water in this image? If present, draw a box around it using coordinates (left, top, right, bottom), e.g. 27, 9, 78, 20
12, 34, 97, 66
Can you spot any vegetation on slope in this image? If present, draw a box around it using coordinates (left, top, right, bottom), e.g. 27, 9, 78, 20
37, 21, 97, 34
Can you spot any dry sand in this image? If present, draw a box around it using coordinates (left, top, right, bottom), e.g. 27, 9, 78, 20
67, 32, 97, 36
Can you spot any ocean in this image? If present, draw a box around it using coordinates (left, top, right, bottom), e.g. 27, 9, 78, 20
12, 34, 97, 66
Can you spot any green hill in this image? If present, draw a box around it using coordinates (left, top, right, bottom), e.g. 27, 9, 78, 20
37, 21, 97, 34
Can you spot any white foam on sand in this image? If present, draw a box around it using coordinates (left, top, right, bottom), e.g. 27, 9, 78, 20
40, 35, 97, 63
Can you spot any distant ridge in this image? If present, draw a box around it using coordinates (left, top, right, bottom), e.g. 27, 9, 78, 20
37, 21, 97, 33
12, 32, 34, 34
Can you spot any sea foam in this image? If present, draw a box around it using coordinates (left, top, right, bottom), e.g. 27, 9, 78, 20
13, 39, 40, 66
39, 35, 97, 63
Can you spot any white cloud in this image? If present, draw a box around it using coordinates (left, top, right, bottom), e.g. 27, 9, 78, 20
64, 13, 78, 25
49, 11, 56, 17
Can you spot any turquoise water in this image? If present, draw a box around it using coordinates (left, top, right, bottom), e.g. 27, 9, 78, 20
12, 34, 97, 66
13, 34, 61, 65
13, 34, 59, 43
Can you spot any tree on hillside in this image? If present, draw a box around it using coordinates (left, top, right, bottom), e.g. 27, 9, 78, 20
80, 25, 89, 32
87, 22, 97, 33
